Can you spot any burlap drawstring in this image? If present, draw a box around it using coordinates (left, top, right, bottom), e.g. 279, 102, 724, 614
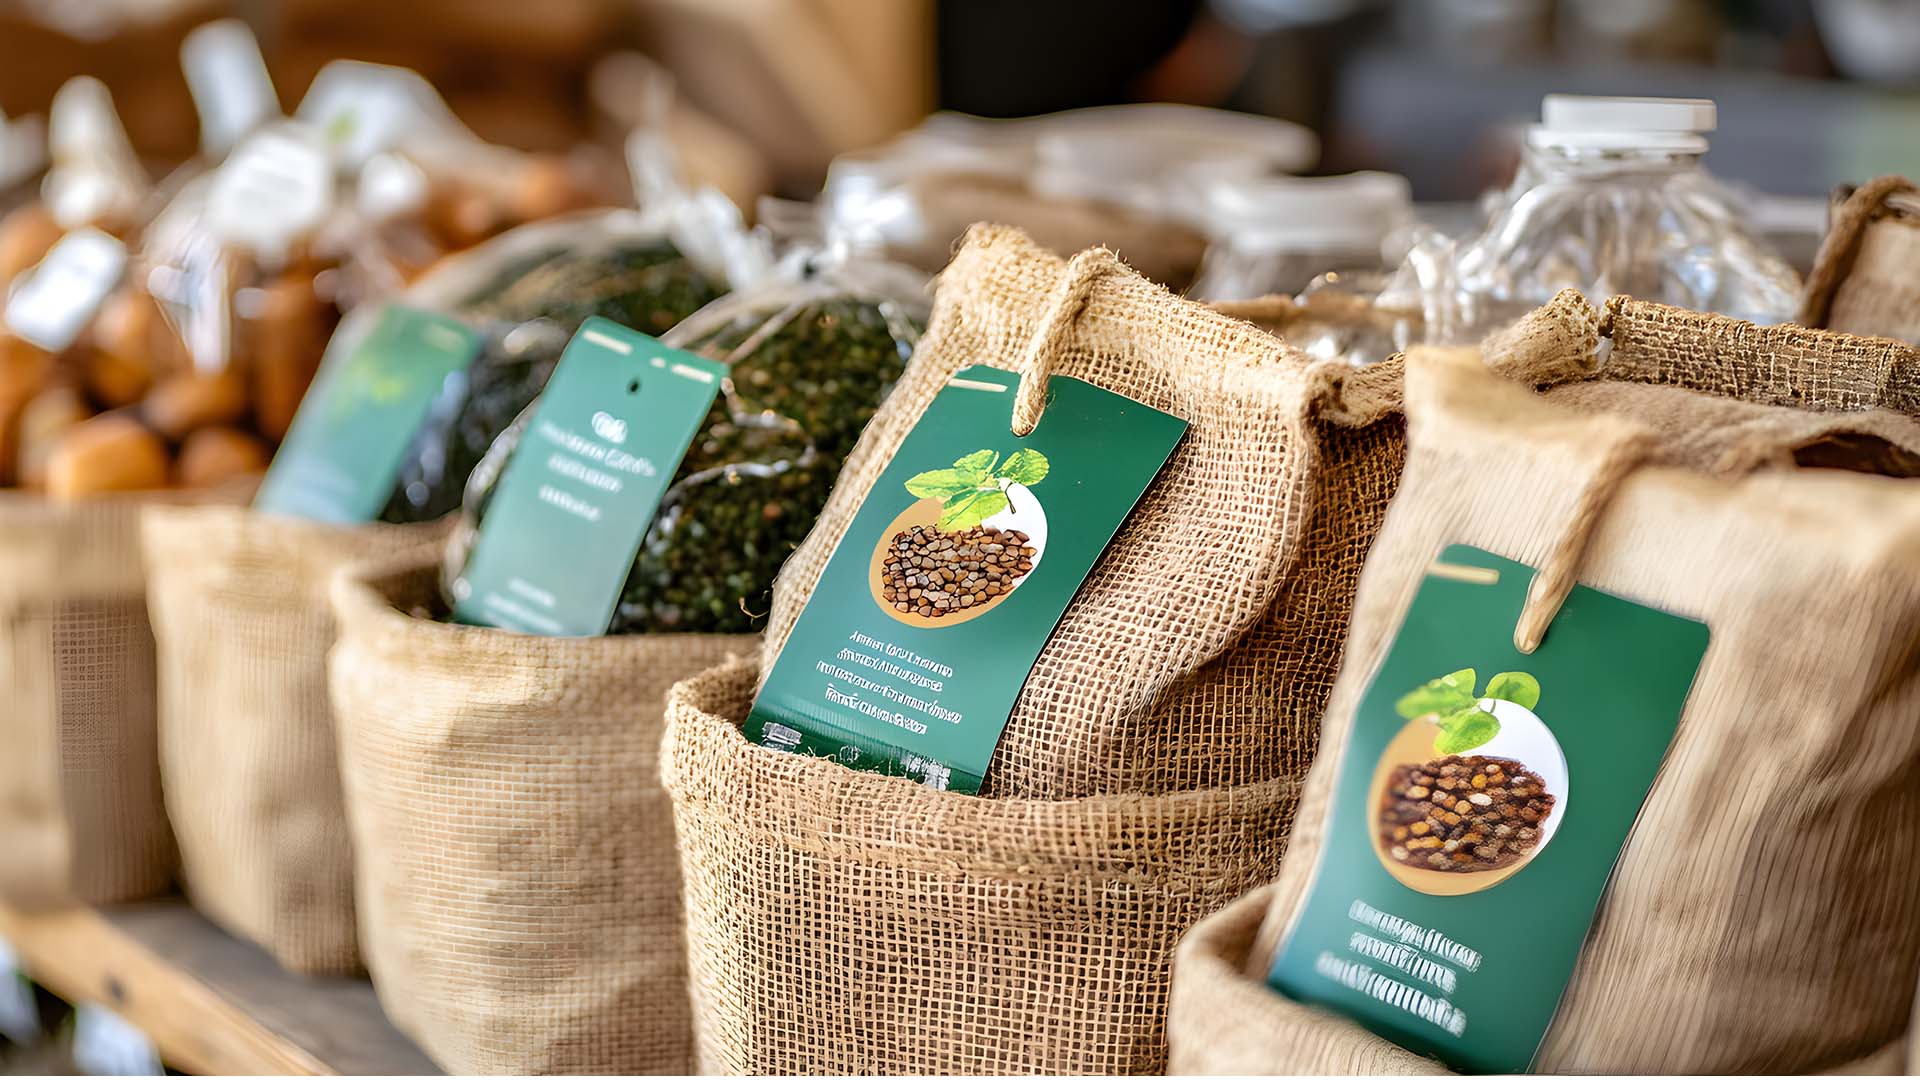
1514, 430, 1656, 654
1011, 247, 1122, 435
1800, 176, 1917, 330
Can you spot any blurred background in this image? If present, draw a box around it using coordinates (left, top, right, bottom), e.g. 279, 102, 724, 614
2, 0, 1914, 202
0, 2, 1917, 1073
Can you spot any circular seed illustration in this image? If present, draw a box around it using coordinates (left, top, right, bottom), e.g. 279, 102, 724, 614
869, 448, 1050, 627
1369, 669, 1568, 895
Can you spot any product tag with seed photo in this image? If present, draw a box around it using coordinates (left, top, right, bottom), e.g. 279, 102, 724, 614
746, 364, 1187, 793
3, 228, 125, 353
450, 316, 725, 636
256, 304, 482, 523
1267, 544, 1709, 1074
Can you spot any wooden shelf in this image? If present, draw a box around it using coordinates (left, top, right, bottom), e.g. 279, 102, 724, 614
0, 898, 437, 1076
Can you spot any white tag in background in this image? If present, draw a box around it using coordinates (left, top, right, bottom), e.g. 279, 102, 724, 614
42, 76, 147, 231
0, 939, 39, 1047
294, 61, 467, 169
3, 228, 127, 353
71, 1005, 161, 1076
181, 19, 278, 160
206, 125, 334, 262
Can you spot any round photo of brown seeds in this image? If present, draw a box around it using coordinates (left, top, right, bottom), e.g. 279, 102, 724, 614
1368, 670, 1568, 895
869, 448, 1050, 627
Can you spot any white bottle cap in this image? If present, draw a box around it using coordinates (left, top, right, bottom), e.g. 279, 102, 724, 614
1202, 171, 1414, 253
1529, 94, 1716, 153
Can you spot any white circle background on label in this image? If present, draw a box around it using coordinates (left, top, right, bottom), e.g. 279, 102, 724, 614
1464, 698, 1570, 858
977, 480, 1048, 582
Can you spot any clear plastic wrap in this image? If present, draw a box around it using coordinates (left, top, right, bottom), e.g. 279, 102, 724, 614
822, 104, 1318, 286
445, 213, 930, 635
1189, 171, 1414, 302
1375, 95, 1802, 345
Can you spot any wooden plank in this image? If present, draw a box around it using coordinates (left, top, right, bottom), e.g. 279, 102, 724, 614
0, 898, 437, 1076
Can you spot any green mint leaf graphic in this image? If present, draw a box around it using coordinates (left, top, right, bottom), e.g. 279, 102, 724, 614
1434, 704, 1500, 754
997, 448, 1050, 486
939, 488, 1009, 530
952, 449, 997, 474
1395, 668, 1478, 719
905, 467, 986, 501
906, 447, 1050, 531
1484, 671, 1540, 710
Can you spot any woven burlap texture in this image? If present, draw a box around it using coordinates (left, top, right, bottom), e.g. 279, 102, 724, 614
329, 552, 752, 1075
0, 488, 243, 907
141, 505, 446, 975
763, 223, 1407, 799
663, 226, 1406, 1075
1242, 294, 1920, 1074
664, 659, 1298, 1076
1800, 176, 1920, 345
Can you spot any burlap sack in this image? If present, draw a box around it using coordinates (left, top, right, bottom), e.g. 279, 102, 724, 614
0, 489, 242, 908
765, 223, 1407, 799
664, 660, 1296, 1075
140, 506, 444, 974
329, 551, 753, 1074
1801, 176, 1920, 345
1239, 293, 1920, 1074
661, 225, 1406, 1074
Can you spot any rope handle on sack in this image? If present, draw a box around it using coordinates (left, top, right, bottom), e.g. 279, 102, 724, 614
1799, 175, 1917, 329
1010, 247, 1123, 436
1512, 430, 1657, 654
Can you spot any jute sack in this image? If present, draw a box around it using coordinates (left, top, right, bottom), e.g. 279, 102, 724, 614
661, 224, 1407, 1074
329, 551, 753, 1074
766, 223, 1408, 799
664, 660, 1296, 1075
140, 506, 445, 975
1238, 293, 1920, 1074
0, 489, 242, 907
1801, 176, 1920, 345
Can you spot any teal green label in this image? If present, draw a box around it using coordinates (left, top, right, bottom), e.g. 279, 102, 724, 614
451, 317, 725, 637
1267, 544, 1709, 1074
255, 304, 481, 523
745, 365, 1187, 793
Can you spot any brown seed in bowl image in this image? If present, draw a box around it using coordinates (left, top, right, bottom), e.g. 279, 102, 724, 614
1378, 755, 1556, 873
880, 522, 1035, 619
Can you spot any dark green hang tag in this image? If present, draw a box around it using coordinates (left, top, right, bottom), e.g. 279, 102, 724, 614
255, 304, 481, 523
1267, 543, 1709, 1074
745, 364, 1188, 793
450, 316, 725, 637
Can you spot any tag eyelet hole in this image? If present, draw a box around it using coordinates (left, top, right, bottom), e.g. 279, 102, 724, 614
627, 378, 641, 395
